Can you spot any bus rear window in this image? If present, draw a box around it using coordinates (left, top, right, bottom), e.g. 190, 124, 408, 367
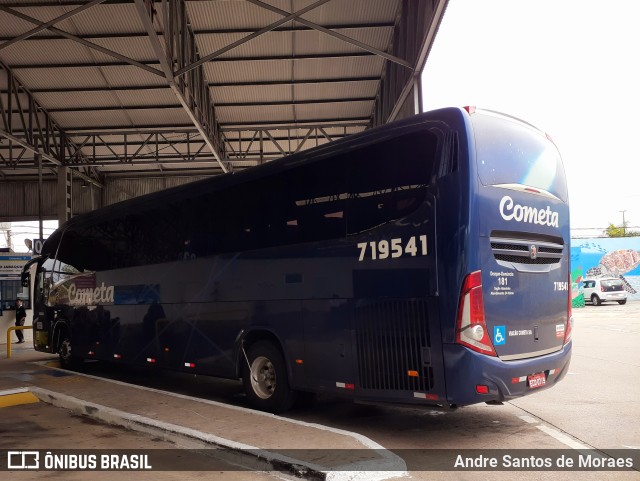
471, 112, 568, 202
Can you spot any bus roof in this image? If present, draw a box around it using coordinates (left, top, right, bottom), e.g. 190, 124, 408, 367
43, 107, 466, 256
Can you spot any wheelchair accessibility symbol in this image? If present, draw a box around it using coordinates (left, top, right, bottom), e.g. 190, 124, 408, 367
494, 326, 506, 346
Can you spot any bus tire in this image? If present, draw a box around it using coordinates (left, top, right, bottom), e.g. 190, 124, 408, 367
58, 331, 81, 369
242, 340, 295, 414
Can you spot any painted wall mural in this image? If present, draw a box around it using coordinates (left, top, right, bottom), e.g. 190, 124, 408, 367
571, 237, 640, 306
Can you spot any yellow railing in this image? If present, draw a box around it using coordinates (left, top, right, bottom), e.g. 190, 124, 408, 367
5, 326, 33, 359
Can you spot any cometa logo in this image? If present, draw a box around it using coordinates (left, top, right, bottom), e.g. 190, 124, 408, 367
68, 282, 115, 305
499, 195, 559, 228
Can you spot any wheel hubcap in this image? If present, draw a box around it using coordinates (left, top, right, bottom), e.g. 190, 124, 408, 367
60, 339, 71, 361
250, 355, 276, 400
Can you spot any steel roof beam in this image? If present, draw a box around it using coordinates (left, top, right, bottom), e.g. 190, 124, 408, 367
67, 128, 198, 136
0, 0, 286, 6
0, 77, 379, 94
0, 6, 165, 77
175, 0, 332, 76
217, 97, 375, 108
226, 132, 353, 142
0, 0, 106, 51
0, 129, 101, 187
103, 166, 226, 176
208, 76, 380, 87
0, 85, 170, 94
38, 96, 374, 113
64, 123, 365, 136
63, 123, 198, 132
0, 154, 282, 166
10, 52, 375, 70
3, 132, 348, 150
133, 0, 227, 173
0, 60, 103, 187
221, 122, 368, 132
40, 104, 183, 113
245, 0, 412, 70
386, 0, 448, 123
220, 117, 371, 128
11, 61, 160, 69
0, 23, 393, 42
51, 139, 203, 149
1, 0, 133, 5
29, 118, 370, 133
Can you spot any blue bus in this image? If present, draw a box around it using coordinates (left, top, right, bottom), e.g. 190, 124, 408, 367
23, 107, 572, 413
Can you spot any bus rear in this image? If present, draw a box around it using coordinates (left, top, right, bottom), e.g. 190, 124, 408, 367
446, 109, 572, 406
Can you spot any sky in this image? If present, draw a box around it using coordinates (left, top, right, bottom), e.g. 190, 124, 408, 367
421, 0, 640, 237
0, 221, 58, 254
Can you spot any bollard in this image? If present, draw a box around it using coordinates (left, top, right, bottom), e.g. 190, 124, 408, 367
5, 326, 33, 359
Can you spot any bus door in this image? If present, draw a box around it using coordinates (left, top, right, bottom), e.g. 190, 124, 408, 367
21, 256, 50, 351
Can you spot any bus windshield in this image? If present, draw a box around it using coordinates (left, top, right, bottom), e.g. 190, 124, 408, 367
472, 111, 568, 202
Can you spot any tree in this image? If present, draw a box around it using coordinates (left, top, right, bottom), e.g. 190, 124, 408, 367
604, 222, 640, 237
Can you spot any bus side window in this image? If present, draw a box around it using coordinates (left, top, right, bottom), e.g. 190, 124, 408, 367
346, 130, 437, 236
286, 158, 347, 244
433, 130, 459, 180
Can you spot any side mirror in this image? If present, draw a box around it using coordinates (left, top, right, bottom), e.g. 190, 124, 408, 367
21, 271, 31, 288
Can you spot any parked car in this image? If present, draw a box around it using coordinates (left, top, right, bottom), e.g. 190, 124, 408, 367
583, 277, 627, 305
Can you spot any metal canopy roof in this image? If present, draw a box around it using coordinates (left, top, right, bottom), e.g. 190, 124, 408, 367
0, 0, 447, 193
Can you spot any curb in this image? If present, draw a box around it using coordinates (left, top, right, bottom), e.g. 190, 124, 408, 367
29, 386, 407, 481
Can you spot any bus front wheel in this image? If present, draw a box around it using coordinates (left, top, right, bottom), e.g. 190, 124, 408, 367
58, 333, 81, 369
242, 341, 295, 414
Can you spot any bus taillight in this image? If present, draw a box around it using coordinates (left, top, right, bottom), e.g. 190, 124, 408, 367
455, 271, 497, 356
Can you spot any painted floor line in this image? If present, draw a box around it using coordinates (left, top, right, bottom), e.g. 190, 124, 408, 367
0, 387, 29, 396
513, 404, 594, 450
536, 425, 589, 450
518, 415, 538, 424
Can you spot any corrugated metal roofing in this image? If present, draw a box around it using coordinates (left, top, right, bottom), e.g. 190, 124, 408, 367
34, 88, 177, 109
11, 64, 167, 89
292, 56, 386, 80
55, 4, 150, 34
210, 84, 291, 104
0, 0, 449, 199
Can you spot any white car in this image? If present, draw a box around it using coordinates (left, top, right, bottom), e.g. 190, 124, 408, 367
583, 277, 627, 306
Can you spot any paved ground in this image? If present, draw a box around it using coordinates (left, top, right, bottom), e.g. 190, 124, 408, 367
1, 302, 639, 481
1, 401, 285, 481
0, 348, 404, 481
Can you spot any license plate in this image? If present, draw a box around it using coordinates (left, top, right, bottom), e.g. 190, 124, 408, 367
528, 372, 546, 389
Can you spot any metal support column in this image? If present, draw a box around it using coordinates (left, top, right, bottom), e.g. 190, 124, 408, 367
57, 166, 72, 223
36, 153, 43, 241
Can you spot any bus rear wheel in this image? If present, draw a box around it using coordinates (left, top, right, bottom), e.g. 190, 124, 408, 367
242, 341, 295, 414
